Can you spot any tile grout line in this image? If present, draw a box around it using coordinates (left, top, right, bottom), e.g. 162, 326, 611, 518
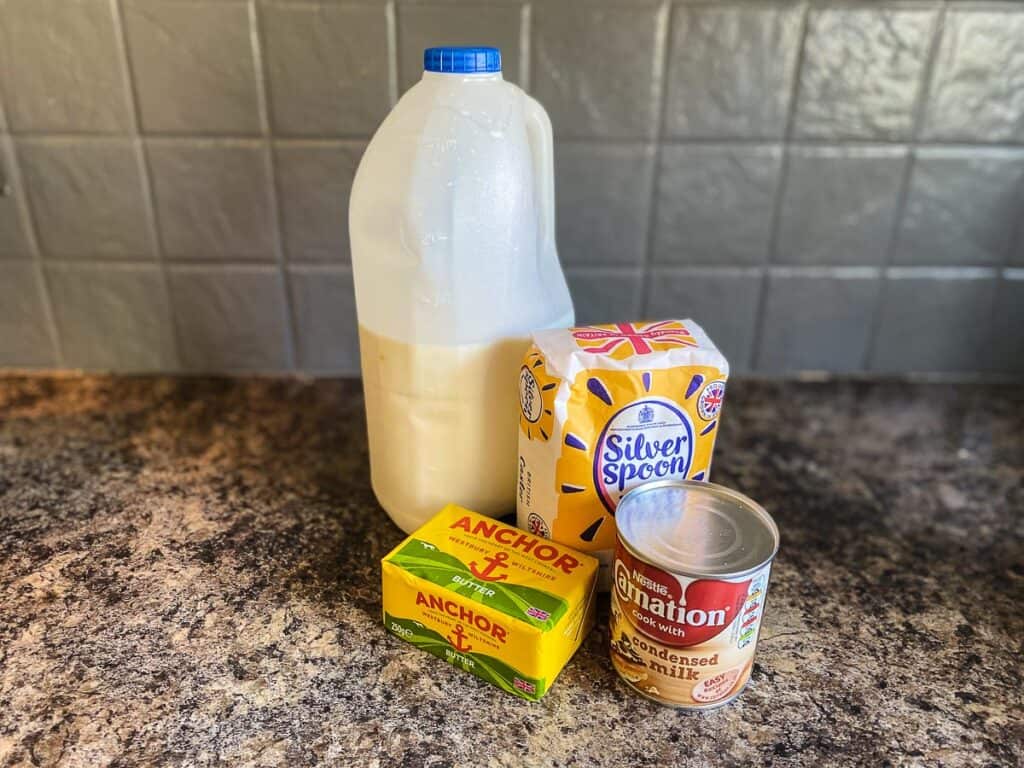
30, 260, 1000, 279
2, 136, 64, 367
7, 129, 1024, 152
861, 0, 947, 373
989, 102, 1024, 373
111, 0, 182, 372
0, 18, 63, 366
0, 53, 65, 366
884, 265, 996, 279
250, 0, 299, 372
748, 0, 812, 373
387, 1, 400, 108
520, 2, 532, 91
637, 0, 673, 320
51, 258, 306, 270
1005, 177, 1024, 270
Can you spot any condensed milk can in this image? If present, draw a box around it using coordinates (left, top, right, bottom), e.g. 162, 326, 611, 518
609, 480, 779, 708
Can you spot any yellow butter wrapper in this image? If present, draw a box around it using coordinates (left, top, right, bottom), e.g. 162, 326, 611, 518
381, 504, 599, 701
516, 320, 729, 588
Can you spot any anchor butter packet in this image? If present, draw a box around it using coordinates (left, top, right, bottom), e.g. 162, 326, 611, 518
516, 320, 729, 589
381, 504, 599, 701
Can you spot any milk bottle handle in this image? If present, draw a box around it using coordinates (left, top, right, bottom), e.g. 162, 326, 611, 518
524, 95, 555, 249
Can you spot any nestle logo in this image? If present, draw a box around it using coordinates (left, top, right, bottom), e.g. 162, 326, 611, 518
638, 404, 655, 424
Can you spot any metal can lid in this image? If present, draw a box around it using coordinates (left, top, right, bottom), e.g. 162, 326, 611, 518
616, 480, 779, 578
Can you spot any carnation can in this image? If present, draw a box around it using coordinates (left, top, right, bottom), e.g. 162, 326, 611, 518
609, 480, 779, 709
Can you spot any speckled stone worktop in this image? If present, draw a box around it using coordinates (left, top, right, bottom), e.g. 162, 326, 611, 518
1, 376, 1021, 767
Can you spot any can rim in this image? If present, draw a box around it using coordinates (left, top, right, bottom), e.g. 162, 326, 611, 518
615, 479, 780, 579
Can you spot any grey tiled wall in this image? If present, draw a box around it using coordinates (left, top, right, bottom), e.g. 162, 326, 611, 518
0, 0, 1022, 376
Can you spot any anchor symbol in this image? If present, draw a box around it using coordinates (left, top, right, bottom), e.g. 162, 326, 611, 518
468, 551, 510, 582
447, 623, 473, 652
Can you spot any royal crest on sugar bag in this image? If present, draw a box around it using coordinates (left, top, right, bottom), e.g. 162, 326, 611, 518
516, 320, 729, 588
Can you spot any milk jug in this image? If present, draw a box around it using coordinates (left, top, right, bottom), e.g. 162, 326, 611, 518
350, 46, 574, 533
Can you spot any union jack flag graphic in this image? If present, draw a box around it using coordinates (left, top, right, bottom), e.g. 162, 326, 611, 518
571, 320, 697, 356
698, 380, 726, 421
526, 606, 550, 621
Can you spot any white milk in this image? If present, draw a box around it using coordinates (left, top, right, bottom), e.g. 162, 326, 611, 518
350, 47, 573, 532
359, 327, 528, 533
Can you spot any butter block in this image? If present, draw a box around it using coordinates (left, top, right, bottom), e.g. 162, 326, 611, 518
381, 504, 599, 701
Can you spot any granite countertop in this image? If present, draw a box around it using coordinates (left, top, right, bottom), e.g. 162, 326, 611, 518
0, 376, 1021, 767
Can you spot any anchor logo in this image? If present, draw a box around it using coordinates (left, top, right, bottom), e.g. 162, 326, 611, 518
468, 551, 510, 582
447, 623, 473, 652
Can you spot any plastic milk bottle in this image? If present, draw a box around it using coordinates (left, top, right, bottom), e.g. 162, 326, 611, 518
350, 47, 574, 533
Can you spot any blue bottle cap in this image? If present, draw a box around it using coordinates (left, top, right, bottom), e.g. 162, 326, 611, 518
424, 47, 501, 74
